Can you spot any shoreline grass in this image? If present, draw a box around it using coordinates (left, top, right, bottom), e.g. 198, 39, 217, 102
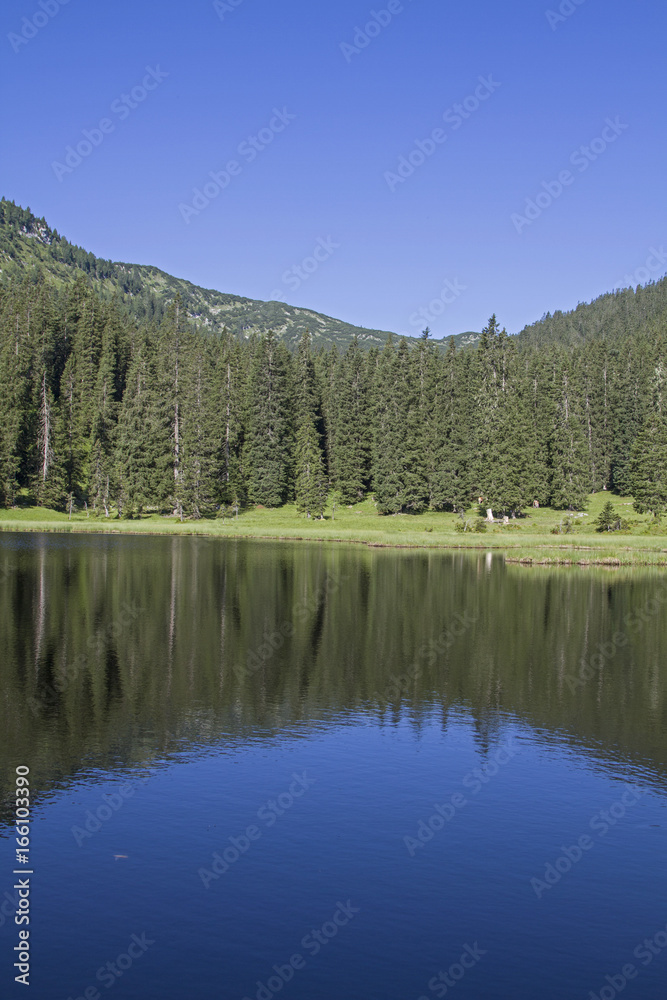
1, 493, 667, 567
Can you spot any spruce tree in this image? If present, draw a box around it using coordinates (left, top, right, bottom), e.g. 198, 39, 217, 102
214, 328, 246, 508
610, 333, 653, 494
89, 314, 121, 515
466, 315, 511, 499
115, 328, 172, 515
245, 332, 294, 506
372, 338, 428, 514
548, 366, 590, 510
629, 371, 667, 517
485, 357, 542, 515
0, 297, 31, 506
431, 338, 471, 512
292, 332, 328, 516
175, 339, 221, 519
295, 417, 328, 518
331, 337, 371, 503
33, 370, 66, 509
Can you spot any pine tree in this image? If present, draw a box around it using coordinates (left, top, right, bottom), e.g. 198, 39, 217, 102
0, 297, 31, 506
372, 338, 428, 514
485, 358, 542, 515
58, 354, 86, 506
430, 338, 471, 512
549, 366, 590, 510
629, 366, 667, 517
316, 343, 340, 482
467, 315, 514, 500
89, 313, 121, 515
292, 332, 328, 517
33, 370, 66, 509
175, 339, 221, 519
295, 416, 328, 518
610, 333, 654, 494
214, 328, 245, 508
115, 329, 172, 515
331, 337, 371, 503
595, 500, 619, 531
524, 348, 552, 505
245, 332, 294, 506
414, 336, 440, 509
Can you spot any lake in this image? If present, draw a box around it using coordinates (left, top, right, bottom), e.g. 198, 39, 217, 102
1, 532, 666, 999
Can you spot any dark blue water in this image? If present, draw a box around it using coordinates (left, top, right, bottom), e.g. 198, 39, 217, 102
1, 533, 666, 999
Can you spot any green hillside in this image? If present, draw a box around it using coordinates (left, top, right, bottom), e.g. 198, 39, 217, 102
516, 274, 667, 348
0, 199, 479, 353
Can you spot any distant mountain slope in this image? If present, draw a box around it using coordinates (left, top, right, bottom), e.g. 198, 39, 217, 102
0, 199, 479, 352
516, 275, 667, 349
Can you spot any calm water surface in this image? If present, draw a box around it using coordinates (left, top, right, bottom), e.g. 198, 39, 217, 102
1, 533, 666, 999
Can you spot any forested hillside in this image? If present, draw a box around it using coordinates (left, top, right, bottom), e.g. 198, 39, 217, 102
0, 199, 481, 353
2, 271, 666, 520
517, 276, 667, 348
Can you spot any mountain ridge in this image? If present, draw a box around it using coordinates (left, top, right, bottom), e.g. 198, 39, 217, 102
3, 198, 666, 354
0, 199, 480, 353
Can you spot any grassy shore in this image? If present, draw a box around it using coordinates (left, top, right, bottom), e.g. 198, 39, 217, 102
2, 493, 667, 566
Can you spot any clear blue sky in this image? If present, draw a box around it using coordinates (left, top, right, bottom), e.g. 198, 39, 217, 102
2, 0, 666, 338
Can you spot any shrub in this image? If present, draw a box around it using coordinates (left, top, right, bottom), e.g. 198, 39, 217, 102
551, 517, 575, 535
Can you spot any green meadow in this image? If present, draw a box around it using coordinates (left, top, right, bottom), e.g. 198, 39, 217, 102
2, 492, 667, 566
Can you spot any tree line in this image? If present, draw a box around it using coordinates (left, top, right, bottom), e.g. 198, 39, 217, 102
1, 274, 666, 519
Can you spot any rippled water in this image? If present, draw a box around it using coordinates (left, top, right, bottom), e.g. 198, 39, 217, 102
1, 533, 666, 999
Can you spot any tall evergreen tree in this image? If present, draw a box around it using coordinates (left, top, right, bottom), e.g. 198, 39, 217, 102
293, 332, 328, 517
245, 332, 294, 506
372, 338, 428, 514
115, 328, 172, 515
629, 363, 667, 517
88, 329, 119, 515
175, 339, 221, 519
0, 295, 31, 505
548, 365, 590, 510
485, 359, 542, 515
214, 328, 245, 507
430, 338, 470, 512
331, 337, 371, 503
294, 417, 328, 518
